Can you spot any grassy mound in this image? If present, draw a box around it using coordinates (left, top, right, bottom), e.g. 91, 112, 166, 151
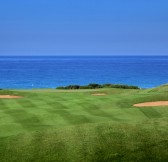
0, 120, 168, 162
146, 84, 168, 93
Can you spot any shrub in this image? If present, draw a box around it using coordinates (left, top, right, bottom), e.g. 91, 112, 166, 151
56, 86, 65, 89
110, 84, 139, 89
56, 83, 139, 90
65, 85, 80, 89
102, 84, 112, 88
79, 85, 92, 89
88, 83, 102, 89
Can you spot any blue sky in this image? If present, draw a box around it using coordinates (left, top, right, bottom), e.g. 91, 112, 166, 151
0, 0, 168, 56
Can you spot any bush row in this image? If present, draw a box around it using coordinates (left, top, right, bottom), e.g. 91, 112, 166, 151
56, 83, 139, 90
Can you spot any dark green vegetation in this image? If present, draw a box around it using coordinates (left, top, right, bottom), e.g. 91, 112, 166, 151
0, 85, 168, 162
56, 83, 139, 89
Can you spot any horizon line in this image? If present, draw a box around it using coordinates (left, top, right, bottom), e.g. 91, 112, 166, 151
0, 55, 168, 57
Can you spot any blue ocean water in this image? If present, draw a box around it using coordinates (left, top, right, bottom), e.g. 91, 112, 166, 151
0, 56, 168, 89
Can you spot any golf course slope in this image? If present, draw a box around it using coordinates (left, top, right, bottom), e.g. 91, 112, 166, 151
0, 86, 168, 162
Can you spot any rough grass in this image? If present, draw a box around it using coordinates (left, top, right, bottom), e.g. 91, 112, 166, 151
0, 87, 168, 161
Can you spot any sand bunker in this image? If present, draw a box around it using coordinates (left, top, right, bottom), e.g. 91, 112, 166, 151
92, 93, 107, 96
0, 95, 23, 99
134, 101, 168, 107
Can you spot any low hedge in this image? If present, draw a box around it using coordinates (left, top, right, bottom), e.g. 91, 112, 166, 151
56, 83, 139, 90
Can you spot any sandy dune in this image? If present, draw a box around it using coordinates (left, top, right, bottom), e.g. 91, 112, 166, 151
92, 93, 107, 96
134, 101, 168, 107
0, 95, 23, 99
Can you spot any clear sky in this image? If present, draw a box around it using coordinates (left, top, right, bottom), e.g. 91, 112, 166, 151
0, 0, 168, 56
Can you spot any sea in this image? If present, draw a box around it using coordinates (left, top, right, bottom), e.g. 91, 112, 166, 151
0, 56, 168, 89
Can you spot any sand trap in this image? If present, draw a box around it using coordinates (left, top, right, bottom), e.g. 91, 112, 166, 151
92, 93, 107, 96
0, 95, 23, 99
134, 101, 168, 107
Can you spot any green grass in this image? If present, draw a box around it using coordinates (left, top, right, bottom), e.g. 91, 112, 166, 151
0, 87, 168, 161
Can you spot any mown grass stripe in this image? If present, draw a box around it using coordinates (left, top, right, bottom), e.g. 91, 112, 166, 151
1, 99, 45, 131
138, 108, 162, 118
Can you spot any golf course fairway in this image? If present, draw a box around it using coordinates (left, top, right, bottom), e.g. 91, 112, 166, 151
0, 85, 168, 162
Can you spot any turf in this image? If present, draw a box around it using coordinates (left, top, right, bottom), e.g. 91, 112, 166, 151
0, 87, 168, 161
